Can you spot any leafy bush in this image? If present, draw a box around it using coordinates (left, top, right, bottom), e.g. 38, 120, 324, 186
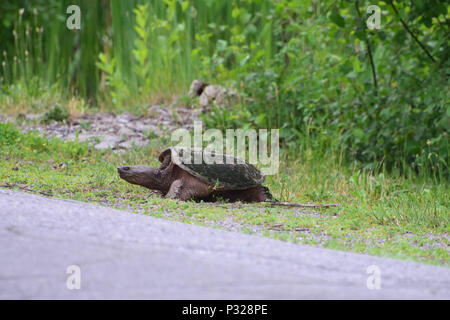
202, 0, 449, 177
41, 105, 69, 123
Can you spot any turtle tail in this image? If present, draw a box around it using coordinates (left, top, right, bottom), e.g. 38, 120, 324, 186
261, 186, 340, 208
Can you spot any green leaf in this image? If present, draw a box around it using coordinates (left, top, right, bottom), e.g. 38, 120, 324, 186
329, 9, 346, 28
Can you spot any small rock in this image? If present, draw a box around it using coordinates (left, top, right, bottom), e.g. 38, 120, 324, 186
189, 80, 208, 97
117, 112, 138, 124
128, 122, 162, 136
94, 135, 124, 150
118, 138, 149, 150
118, 127, 136, 137
198, 84, 237, 110
148, 105, 171, 119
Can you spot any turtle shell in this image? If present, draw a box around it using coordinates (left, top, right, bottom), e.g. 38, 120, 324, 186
159, 147, 264, 190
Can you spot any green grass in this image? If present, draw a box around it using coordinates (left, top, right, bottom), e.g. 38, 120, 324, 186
0, 122, 448, 266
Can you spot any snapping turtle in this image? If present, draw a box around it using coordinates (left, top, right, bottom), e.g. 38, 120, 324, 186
118, 147, 273, 202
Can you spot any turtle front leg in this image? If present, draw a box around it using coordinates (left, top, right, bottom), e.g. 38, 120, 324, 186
166, 179, 183, 199
166, 175, 212, 201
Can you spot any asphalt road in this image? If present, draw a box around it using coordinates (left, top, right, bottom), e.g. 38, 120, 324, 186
0, 188, 448, 299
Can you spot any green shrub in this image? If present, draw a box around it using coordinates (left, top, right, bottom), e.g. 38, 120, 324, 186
41, 105, 69, 123
0, 123, 20, 146
202, 0, 449, 177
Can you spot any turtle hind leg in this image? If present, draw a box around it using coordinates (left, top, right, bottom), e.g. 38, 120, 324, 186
260, 186, 278, 202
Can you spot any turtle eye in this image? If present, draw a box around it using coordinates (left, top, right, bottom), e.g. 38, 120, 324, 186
123, 166, 130, 171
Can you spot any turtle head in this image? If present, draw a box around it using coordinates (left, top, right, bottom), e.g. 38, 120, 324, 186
118, 165, 164, 191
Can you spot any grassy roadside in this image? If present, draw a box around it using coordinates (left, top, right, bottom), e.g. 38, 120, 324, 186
0, 122, 448, 266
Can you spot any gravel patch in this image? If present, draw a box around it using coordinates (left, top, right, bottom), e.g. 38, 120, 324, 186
8, 105, 200, 151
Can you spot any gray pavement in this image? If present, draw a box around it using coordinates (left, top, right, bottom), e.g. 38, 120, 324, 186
0, 188, 449, 299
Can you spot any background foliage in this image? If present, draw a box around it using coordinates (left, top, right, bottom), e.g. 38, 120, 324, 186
0, 0, 448, 176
